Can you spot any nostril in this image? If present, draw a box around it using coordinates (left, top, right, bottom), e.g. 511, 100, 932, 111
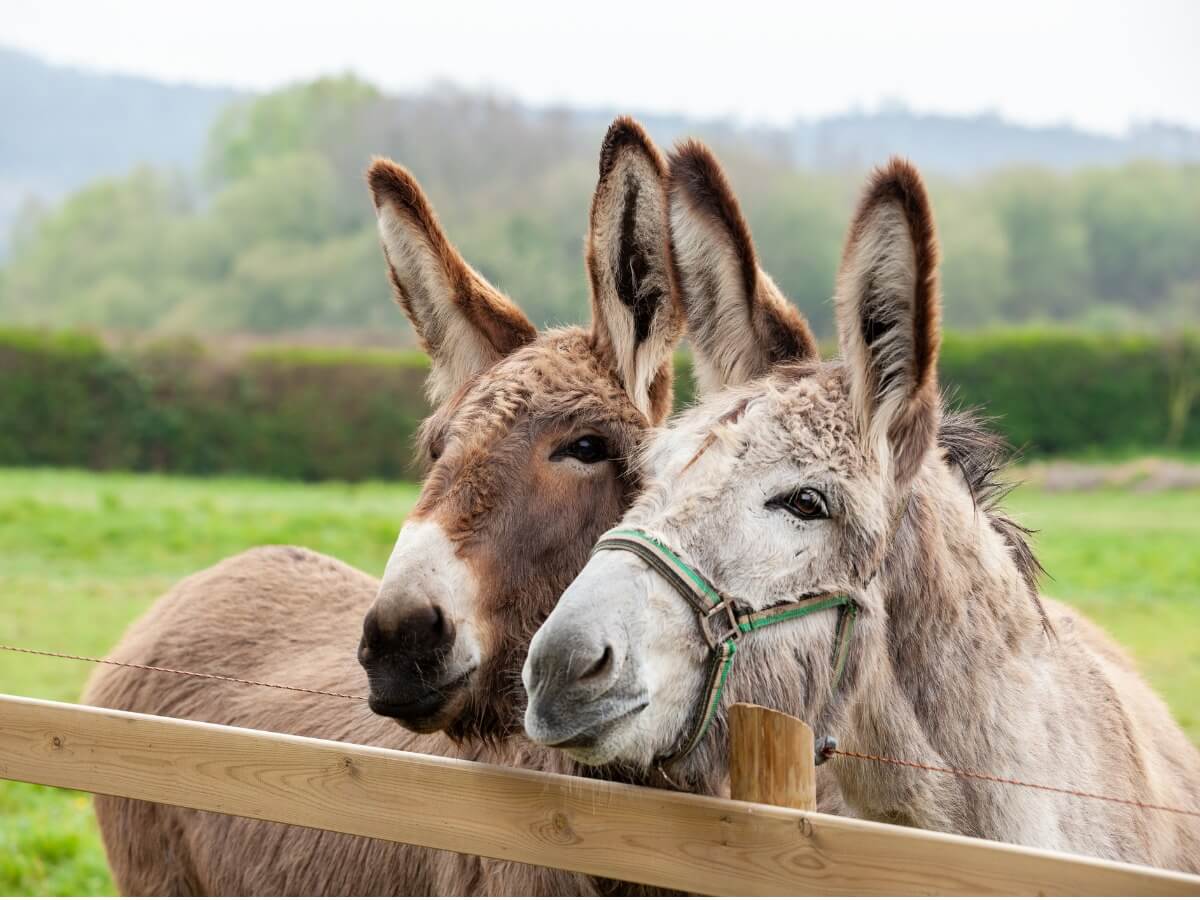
361, 599, 455, 661
429, 604, 446, 639
359, 612, 382, 661
579, 644, 613, 682
405, 603, 454, 650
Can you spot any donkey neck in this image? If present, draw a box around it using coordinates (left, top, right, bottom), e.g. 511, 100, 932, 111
840, 459, 1052, 833
882, 459, 1043, 676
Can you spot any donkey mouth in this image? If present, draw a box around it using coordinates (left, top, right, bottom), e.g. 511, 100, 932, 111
535, 699, 648, 752
367, 667, 476, 724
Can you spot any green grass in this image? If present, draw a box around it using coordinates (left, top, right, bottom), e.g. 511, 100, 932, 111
0, 468, 419, 897
1008, 488, 1200, 741
0, 468, 1196, 895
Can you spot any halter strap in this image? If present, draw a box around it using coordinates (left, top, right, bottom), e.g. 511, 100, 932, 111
591, 528, 857, 764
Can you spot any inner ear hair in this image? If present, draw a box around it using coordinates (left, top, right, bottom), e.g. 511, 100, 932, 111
586, 117, 683, 422
836, 157, 941, 482
367, 158, 536, 404
668, 139, 817, 396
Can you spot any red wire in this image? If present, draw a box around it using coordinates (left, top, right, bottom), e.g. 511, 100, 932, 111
0, 643, 367, 702
828, 748, 1200, 819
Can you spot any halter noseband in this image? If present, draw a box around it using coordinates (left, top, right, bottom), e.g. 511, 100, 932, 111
590, 528, 858, 764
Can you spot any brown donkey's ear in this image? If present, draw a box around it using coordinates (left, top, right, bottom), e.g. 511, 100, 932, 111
835, 157, 941, 485
668, 140, 818, 397
586, 117, 684, 424
368, 158, 536, 405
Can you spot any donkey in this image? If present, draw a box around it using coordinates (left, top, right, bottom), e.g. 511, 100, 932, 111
524, 144, 1200, 873
84, 118, 690, 895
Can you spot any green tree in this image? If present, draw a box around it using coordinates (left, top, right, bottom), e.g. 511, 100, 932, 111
988, 170, 1090, 321
205, 75, 380, 185
2, 75, 1198, 339
934, 180, 1012, 328
1078, 163, 1200, 312
1, 167, 195, 328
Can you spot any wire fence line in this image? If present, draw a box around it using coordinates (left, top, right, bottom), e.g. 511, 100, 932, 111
4, 641, 1199, 821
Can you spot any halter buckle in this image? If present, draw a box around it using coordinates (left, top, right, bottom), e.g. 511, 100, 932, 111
699, 598, 740, 648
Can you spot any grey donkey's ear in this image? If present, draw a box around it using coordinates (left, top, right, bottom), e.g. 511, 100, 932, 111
667, 140, 818, 397
368, 158, 537, 405
586, 117, 684, 424
835, 157, 941, 485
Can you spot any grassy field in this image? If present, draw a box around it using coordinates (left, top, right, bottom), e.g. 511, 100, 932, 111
0, 467, 1197, 895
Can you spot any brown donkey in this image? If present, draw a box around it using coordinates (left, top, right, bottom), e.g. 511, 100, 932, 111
525, 144, 1200, 872
84, 118, 689, 895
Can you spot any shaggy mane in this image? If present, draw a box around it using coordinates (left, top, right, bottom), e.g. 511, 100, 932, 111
938, 403, 1050, 632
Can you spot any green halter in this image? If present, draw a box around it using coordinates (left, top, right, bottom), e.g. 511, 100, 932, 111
591, 527, 858, 764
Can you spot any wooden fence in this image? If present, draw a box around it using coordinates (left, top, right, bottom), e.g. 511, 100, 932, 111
1, 693, 1198, 896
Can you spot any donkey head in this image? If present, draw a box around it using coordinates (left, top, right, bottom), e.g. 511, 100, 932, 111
525, 146, 945, 777
358, 119, 683, 741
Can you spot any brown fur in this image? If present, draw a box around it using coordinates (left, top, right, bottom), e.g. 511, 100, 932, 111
368, 159, 537, 366
87, 549, 670, 895
404, 328, 653, 741
85, 120, 684, 896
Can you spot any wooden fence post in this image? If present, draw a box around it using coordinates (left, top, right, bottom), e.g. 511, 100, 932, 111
729, 702, 816, 811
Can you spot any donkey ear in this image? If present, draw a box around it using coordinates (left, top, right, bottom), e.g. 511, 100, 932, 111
668, 140, 818, 397
367, 158, 537, 405
586, 118, 684, 424
835, 157, 941, 485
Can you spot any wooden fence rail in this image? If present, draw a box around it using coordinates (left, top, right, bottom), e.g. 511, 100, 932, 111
1, 693, 1197, 896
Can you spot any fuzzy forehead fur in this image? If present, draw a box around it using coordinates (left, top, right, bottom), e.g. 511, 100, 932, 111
418, 326, 650, 468
640, 362, 864, 495
638, 361, 1040, 596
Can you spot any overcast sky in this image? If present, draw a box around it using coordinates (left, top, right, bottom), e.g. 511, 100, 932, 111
4, 0, 1198, 135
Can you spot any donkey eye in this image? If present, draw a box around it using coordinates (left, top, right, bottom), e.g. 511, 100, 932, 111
551, 435, 610, 465
768, 487, 829, 520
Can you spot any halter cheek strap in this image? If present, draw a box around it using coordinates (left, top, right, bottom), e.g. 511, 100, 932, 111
591, 528, 858, 764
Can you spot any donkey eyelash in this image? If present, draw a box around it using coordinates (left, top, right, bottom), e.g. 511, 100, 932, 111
765, 487, 832, 520
549, 434, 612, 465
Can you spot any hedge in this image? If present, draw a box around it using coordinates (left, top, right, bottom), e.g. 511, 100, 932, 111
938, 331, 1199, 456
0, 330, 430, 481
1, 328, 1196, 482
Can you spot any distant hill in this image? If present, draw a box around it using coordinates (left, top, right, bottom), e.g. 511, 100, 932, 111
570, 105, 1200, 175
5, 44, 1200, 254
787, 107, 1200, 175
1, 49, 1197, 338
0, 46, 237, 252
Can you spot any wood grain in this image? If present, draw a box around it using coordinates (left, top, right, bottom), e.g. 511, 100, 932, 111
1, 694, 1197, 896
729, 703, 816, 811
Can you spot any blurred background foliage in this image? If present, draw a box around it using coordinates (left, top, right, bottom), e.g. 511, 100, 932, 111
1, 74, 1198, 341
1, 328, 1197, 483
1, 70, 1198, 479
